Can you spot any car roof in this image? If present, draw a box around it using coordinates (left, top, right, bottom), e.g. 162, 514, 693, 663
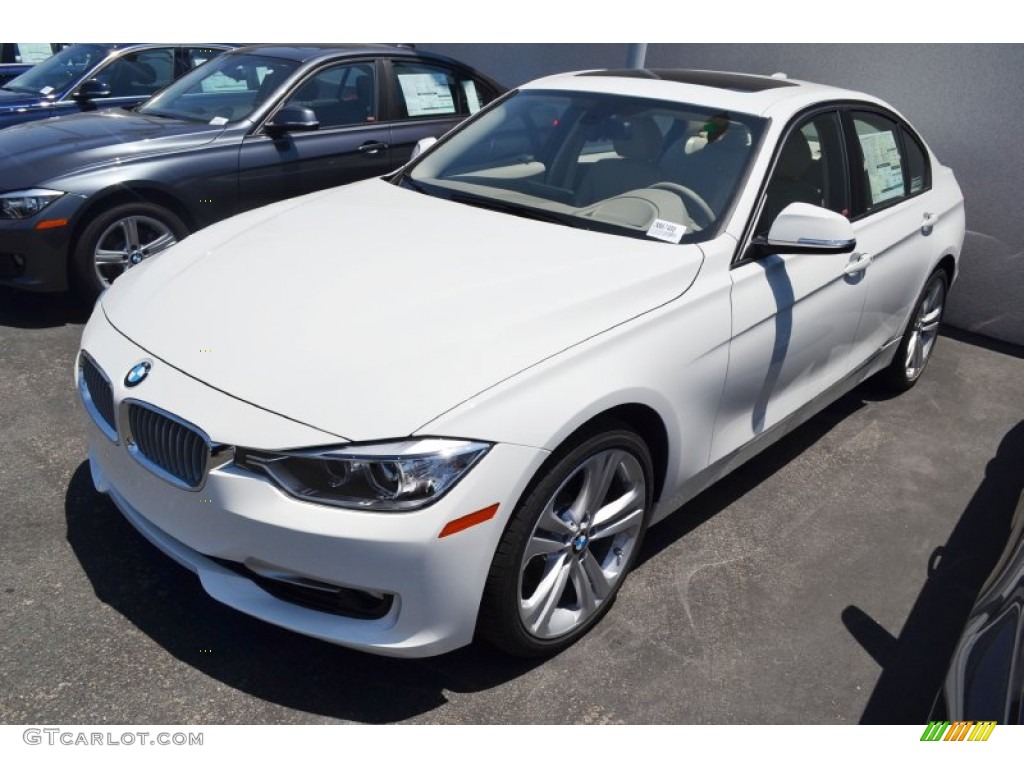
521, 68, 887, 119
227, 44, 447, 64
66, 43, 233, 52
221, 45, 506, 89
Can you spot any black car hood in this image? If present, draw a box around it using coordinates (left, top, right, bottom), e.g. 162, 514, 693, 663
0, 87, 49, 113
0, 109, 224, 189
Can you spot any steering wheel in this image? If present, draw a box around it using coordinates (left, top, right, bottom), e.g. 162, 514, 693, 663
647, 182, 715, 228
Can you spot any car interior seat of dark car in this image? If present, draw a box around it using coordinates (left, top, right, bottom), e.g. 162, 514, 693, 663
108, 59, 157, 96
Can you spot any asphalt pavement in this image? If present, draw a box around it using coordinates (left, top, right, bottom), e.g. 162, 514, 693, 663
1, 285, 1022, 724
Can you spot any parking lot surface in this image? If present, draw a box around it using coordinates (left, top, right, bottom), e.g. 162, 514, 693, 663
1, 286, 1022, 724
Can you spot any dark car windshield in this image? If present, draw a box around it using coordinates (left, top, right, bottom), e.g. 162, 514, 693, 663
407, 89, 766, 243
138, 53, 298, 124
1, 43, 109, 95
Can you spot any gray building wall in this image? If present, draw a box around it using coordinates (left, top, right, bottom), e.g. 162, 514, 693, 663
424, 44, 1024, 346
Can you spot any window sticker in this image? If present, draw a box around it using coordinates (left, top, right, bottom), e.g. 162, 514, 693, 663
646, 218, 686, 244
398, 72, 455, 117
859, 130, 904, 205
17, 43, 54, 64
910, 175, 924, 194
462, 80, 481, 113
201, 72, 248, 93
209, 116, 228, 125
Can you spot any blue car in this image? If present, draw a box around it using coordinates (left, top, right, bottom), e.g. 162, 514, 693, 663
0, 43, 233, 130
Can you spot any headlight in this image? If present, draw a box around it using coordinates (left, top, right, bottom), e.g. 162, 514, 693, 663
0, 189, 65, 219
236, 438, 491, 511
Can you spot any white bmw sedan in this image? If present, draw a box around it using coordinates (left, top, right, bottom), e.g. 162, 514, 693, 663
78, 68, 965, 657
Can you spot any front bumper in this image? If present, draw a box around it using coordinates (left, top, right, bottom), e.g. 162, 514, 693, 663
0, 193, 85, 292
79, 310, 548, 657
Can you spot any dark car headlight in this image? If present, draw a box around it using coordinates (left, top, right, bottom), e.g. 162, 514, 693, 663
0, 189, 65, 219
236, 439, 491, 511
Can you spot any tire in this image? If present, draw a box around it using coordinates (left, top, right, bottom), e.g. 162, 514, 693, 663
477, 424, 653, 656
71, 202, 189, 302
882, 269, 948, 392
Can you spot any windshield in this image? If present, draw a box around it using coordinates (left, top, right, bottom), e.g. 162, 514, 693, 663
2, 43, 109, 96
408, 90, 766, 242
138, 53, 298, 124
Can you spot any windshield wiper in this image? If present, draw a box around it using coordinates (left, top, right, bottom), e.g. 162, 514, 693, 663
395, 171, 429, 195
138, 108, 200, 122
448, 193, 579, 228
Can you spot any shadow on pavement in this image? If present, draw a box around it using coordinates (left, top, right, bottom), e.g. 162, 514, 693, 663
639, 384, 868, 566
0, 286, 89, 329
64, 462, 543, 723
844, 420, 1024, 723
940, 325, 1024, 361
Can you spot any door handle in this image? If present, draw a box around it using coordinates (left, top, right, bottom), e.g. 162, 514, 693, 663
921, 212, 938, 234
359, 141, 388, 155
843, 251, 873, 276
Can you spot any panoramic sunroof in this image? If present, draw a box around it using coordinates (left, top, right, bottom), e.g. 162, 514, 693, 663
576, 69, 797, 92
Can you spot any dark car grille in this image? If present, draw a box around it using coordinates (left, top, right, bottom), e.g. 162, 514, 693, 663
127, 403, 208, 489
80, 354, 116, 436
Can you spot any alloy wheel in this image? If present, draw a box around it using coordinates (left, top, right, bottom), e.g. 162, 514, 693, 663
93, 215, 179, 286
517, 447, 647, 640
904, 275, 946, 381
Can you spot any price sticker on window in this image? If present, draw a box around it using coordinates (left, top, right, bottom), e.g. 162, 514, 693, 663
646, 218, 686, 244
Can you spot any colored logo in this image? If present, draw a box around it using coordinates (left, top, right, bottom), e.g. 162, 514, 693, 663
124, 361, 151, 388
920, 721, 996, 742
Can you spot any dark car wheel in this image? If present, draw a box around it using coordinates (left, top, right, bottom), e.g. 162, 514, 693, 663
477, 424, 653, 657
72, 202, 189, 301
882, 269, 948, 392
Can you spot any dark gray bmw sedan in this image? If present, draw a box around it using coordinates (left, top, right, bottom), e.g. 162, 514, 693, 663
0, 44, 504, 299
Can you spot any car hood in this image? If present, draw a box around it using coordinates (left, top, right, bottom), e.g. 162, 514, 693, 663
101, 179, 704, 442
0, 110, 222, 188
0, 88, 49, 113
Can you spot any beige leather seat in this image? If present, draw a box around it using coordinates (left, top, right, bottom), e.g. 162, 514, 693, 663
577, 117, 664, 205
661, 122, 752, 218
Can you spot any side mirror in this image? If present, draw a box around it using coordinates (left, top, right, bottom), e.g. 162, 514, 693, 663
760, 202, 856, 255
73, 79, 112, 101
410, 136, 437, 161
265, 105, 319, 135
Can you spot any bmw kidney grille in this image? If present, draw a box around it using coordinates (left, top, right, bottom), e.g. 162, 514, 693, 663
79, 353, 117, 441
125, 403, 209, 489
78, 355, 211, 489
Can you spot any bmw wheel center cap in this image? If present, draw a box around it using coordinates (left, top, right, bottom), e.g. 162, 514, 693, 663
125, 361, 151, 387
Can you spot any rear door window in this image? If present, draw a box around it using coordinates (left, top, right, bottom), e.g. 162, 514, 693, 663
849, 110, 930, 215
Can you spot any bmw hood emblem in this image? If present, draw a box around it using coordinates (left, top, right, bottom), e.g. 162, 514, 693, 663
125, 361, 152, 387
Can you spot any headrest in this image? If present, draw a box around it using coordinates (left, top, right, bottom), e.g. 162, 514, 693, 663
613, 116, 661, 163
777, 132, 812, 177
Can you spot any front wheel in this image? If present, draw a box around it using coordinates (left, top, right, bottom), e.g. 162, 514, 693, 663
477, 426, 653, 656
71, 202, 189, 301
882, 269, 948, 392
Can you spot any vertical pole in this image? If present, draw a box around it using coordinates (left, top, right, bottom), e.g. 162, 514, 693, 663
626, 44, 648, 69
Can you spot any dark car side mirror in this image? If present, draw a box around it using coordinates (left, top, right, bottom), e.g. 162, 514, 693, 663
265, 106, 319, 135
73, 79, 112, 101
